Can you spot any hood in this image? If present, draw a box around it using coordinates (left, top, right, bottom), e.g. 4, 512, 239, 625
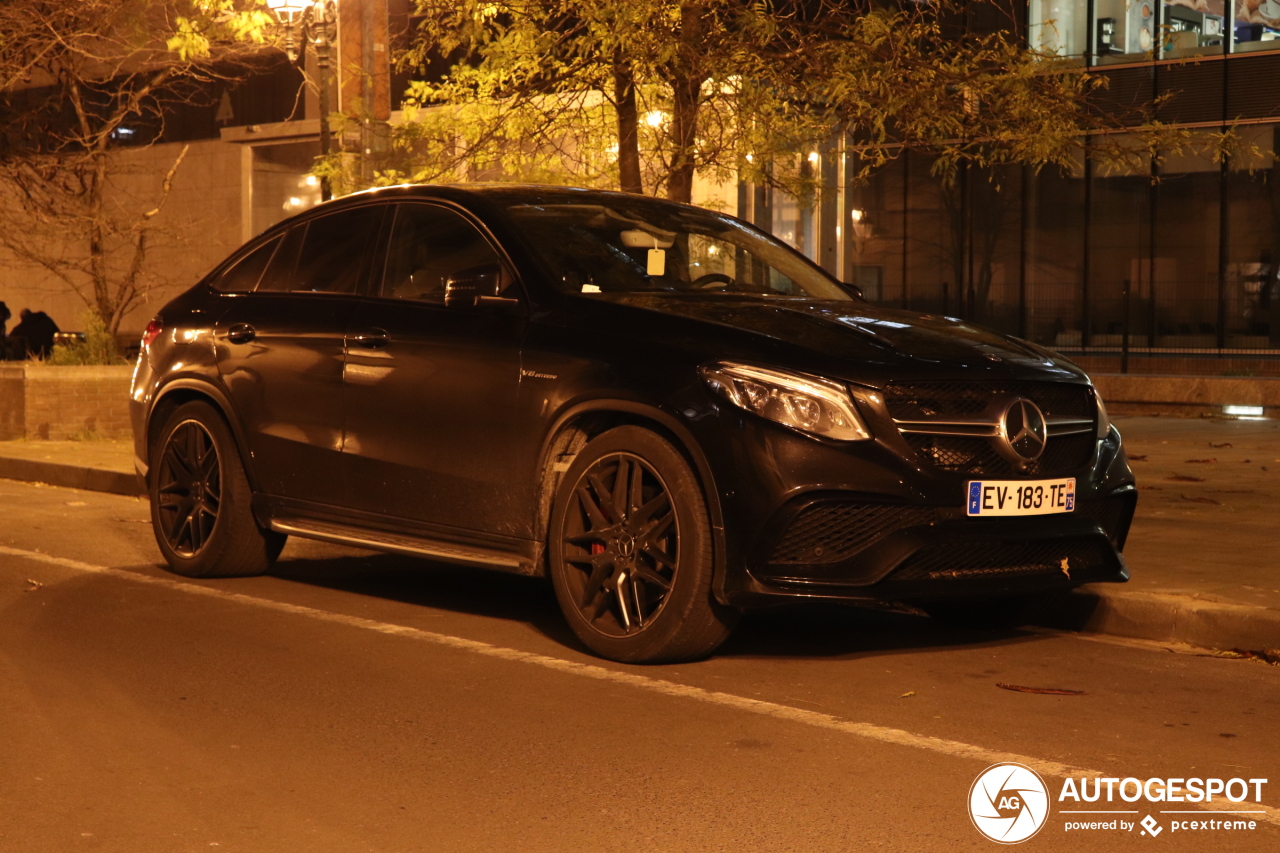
599, 293, 1085, 383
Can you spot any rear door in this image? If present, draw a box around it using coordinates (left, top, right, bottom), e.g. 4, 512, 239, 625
216, 204, 383, 505
340, 201, 530, 536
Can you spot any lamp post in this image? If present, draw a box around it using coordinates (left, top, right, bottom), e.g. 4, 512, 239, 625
266, 0, 337, 201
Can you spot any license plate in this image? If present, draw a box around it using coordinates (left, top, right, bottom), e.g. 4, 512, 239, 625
967, 479, 1075, 517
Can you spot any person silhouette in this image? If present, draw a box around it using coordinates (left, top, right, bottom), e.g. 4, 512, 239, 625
8, 308, 60, 359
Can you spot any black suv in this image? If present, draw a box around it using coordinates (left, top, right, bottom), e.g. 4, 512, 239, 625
130, 184, 1136, 662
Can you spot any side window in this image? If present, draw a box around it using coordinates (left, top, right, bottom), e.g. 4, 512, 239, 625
381, 204, 507, 302
210, 236, 279, 293
256, 224, 305, 292
257, 206, 381, 293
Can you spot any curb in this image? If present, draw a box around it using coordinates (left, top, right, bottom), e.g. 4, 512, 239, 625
1040, 588, 1280, 652
0, 457, 143, 497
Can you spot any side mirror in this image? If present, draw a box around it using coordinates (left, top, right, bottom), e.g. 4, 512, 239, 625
444, 264, 502, 309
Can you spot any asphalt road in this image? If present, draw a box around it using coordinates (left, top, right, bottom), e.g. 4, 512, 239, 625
1, 479, 1277, 853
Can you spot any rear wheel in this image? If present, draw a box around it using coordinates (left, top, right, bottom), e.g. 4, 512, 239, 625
150, 401, 285, 578
548, 426, 738, 663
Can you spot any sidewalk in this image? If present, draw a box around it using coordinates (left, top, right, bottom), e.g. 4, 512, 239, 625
0, 438, 140, 496
0, 419, 1276, 653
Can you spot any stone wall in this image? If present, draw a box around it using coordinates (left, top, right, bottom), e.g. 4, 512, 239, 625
0, 364, 134, 440
1092, 374, 1280, 418
0, 138, 244, 339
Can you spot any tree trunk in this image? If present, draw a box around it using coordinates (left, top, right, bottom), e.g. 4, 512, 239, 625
613, 52, 643, 195
666, 4, 705, 204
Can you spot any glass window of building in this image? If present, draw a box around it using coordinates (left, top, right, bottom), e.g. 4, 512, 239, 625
1028, 0, 1089, 56
771, 189, 818, 261
1161, 1, 1229, 58
1226, 124, 1280, 346
844, 154, 906, 304
1025, 157, 1086, 348
1233, 0, 1280, 52
1153, 142, 1222, 346
1094, 0, 1159, 62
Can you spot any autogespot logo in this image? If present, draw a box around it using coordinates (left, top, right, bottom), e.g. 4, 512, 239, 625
969, 763, 1051, 844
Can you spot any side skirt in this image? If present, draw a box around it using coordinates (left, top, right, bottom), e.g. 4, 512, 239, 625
260, 503, 542, 577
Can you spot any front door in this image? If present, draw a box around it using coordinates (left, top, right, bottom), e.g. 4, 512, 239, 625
340, 202, 528, 537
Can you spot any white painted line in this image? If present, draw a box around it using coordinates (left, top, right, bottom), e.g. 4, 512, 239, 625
6, 543, 1279, 829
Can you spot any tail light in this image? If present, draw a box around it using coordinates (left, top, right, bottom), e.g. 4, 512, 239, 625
141, 316, 164, 349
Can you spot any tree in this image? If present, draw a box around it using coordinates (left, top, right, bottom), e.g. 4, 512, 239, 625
0, 0, 278, 335
330, 0, 1186, 205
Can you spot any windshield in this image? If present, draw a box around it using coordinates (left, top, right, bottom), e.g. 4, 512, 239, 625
503, 197, 856, 301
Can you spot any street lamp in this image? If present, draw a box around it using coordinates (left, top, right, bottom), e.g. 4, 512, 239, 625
266, 0, 337, 201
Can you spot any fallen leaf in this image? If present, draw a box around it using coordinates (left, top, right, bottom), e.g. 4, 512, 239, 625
1210, 442, 1233, 448
24, 579, 42, 592
997, 683, 1086, 696
1185, 459, 1218, 464
1060, 557, 1071, 579
1199, 649, 1280, 666
1129, 454, 1149, 461
1242, 459, 1252, 463
1180, 494, 1221, 505
899, 691, 916, 698
1168, 473, 1205, 482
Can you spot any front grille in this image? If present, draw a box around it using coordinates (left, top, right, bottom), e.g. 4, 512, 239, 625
903, 432, 1095, 477
890, 537, 1114, 582
887, 381, 1096, 477
769, 502, 939, 564
906, 434, 1014, 475
884, 381, 1093, 421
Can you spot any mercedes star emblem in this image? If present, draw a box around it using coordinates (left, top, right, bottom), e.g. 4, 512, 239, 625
998, 398, 1048, 462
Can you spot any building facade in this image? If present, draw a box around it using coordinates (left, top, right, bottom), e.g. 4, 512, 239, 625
7, 0, 1280, 380
766, 1, 1280, 376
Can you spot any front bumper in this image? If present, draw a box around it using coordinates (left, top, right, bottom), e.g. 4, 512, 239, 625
686, 395, 1136, 608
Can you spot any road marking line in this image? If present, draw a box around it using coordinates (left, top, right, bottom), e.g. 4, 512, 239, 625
6, 543, 1279, 829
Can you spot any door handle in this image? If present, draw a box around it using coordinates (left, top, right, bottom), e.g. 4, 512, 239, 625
351, 328, 389, 349
227, 323, 256, 344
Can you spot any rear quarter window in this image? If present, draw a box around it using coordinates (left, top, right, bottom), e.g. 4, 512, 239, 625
209, 236, 280, 293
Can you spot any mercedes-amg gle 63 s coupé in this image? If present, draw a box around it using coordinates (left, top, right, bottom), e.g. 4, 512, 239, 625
130, 184, 1136, 663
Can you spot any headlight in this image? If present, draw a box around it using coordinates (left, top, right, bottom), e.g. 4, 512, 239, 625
1095, 389, 1111, 439
699, 362, 871, 441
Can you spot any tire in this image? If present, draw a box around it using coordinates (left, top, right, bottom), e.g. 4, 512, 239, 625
923, 592, 1064, 631
149, 400, 286, 578
548, 425, 738, 663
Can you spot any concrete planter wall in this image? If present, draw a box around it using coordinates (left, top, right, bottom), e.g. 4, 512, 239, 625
1092, 374, 1280, 418
0, 364, 135, 440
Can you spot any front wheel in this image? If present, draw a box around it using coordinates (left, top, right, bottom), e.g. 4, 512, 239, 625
548, 426, 738, 663
149, 400, 286, 578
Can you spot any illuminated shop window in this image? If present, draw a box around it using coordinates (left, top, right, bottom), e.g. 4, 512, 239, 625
1233, 0, 1280, 52
1094, 0, 1159, 62
1163, 0, 1228, 57
1029, 0, 1089, 56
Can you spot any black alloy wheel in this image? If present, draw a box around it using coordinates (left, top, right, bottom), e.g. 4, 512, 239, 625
549, 426, 738, 663
150, 401, 285, 578
155, 419, 220, 557
562, 451, 677, 635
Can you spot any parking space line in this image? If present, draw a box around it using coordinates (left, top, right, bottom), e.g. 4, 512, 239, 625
5, 543, 1277, 829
